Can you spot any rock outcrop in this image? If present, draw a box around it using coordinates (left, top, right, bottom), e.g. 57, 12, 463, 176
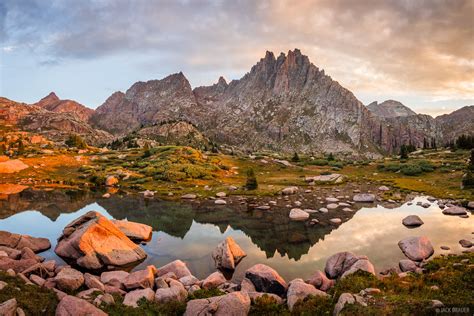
33, 92, 94, 122
54, 211, 147, 270
212, 236, 247, 270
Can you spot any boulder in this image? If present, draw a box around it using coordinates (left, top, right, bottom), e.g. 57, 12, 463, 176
155, 279, 187, 303
216, 192, 227, 198
93, 293, 115, 307
289, 209, 310, 221
0, 231, 50, 253
56, 295, 107, 316
442, 206, 467, 216
398, 236, 434, 261
123, 288, 155, 307
326, 197, 339, 203
306, 174, 344, 183
329, 218, 342, 225
467, 201, 474, 209
0, 257, 37, 273
245, 264, 287, 296
353, 194, 376, 203
156, 260, 192, 279
54, 211, 146, 270
54, 267, 84, 292
399, 259, 417, 272
325, 252, 375, 279
212, 237, 247, 270
305, 270, 334, 291
100, 270, 129, 285
123, 265, 157, 290
184, 291, 250, 316
0, 246, 21, 259
110, 219, 152, 242
0, 159, 29, 173
20, 247, 43, 262
459, 239, 472, 248
378, 186, 390, 191
179, 275, 200, 287
327, 203, 339, 209
402, 215, 424, 227
84, 273, 105, 291
181, 194, 197, 199
333, 293, 355, 316
282, 186, 298, 195
202, 271, 226, 289
77, 288, 104, 302
105, 176, 118, 186
287, 278, 328, 311
0, 298, 16, 316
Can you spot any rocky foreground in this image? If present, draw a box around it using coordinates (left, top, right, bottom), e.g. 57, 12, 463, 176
0, 208, 472, 315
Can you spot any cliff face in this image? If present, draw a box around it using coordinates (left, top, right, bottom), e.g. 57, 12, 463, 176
435, 106, 474, 144
192, 49, 382, 155
90, 73, 199, 135
34, 92, 94, 122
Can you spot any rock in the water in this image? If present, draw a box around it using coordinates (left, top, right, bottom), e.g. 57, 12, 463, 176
0, 298, 17, 316
156, 260, 192, 279
287, 278, 328, 311
402, 215, 424, 227
212, 236, 247, 270
289, 208, 310, 221
123, 265, 157, 290
325, 252, 375, 279
184, 291, 250, 316
54, 211, 146, 270
0, 231, 50, 253
54, 267, 84, 292
459, 239, 473, 248
442, 206, 467, 216
110, 219, 152, 241
123, 288, 155, 307
398, 236, 434, 261
202, 271, 226, 289
353, 194, 375, 203
305, 270, 334, 291
399, 259, 417, 272
245, 264, 287, 296
56, 295, 107, 316
155, 279, 187, 303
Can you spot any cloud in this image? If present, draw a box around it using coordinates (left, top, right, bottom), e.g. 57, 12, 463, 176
1, 0, 473, 109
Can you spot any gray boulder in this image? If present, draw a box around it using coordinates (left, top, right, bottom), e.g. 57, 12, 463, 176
184, 291, 250, 316
398, 236, 434, 261
402, 215, 424, 227
245, 264, 287, 296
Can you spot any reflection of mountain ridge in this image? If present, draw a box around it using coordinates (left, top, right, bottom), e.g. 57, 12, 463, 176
4, 192, 358, 261
0, 189, 97, 220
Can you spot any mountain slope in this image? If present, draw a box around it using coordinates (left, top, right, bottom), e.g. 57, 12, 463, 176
34, 92, 94, 122
435, 106, 474, 143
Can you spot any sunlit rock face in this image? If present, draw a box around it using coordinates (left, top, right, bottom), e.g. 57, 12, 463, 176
55, 211, 147, 270
33, 92, 94, 122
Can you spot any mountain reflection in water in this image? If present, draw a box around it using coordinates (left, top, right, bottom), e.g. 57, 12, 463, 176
0, 189, 472, 282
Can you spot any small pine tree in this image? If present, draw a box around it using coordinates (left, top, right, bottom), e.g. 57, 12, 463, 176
462, 149, 474, 188
291, 152, 300, 162
245, 168, 258, 190
399, 145, 409, 160
66, 134, 87, 149
327, 153, 334, 161
142, 142, 152, 158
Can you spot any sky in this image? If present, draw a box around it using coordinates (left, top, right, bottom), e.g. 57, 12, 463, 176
0, 0, 473, 117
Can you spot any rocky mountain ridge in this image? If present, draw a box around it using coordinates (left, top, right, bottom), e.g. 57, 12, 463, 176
2, 49, 472, 154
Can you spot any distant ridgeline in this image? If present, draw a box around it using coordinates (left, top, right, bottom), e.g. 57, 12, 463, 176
1, 50, 473, 157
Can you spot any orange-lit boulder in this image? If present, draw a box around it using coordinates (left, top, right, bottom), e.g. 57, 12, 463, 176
212, 236, 246, 270
54, 211, 146, 270
110, 219, 152, 242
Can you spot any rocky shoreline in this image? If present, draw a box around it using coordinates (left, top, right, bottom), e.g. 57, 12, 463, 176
0, 199, 472, 316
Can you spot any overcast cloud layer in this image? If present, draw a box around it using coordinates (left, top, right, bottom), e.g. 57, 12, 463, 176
1, 0, 473, 116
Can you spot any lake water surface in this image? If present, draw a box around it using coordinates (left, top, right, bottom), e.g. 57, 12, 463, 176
0, 191, 472, 282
